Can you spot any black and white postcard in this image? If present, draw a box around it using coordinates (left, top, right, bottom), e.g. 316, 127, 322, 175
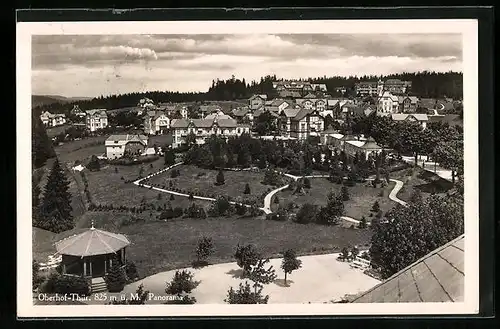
17, 18, 479, 317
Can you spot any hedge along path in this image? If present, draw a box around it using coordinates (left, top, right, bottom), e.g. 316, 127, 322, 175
133, 162, 266, 212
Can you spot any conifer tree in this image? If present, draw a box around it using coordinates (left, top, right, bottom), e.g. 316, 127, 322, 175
105, 257, 127, 292
38, 159, 74, 233
164, 148, 175, 166
32, 112, 55, 168
215, 169, 225, 186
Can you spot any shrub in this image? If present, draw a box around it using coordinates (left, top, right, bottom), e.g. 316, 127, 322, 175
44, 274, 91, 296
358, 216, 368, 229
341, 186, 350, 201
215, 170, 225, 186
235, 203, 247, 216
273, 195, 280, 204
170, 169, 180, 178
371, 201, 380, 213
225, 281, 269, 304
165, 270, 199, 295
170, 194, 175, 200
124, 261, 139, 281
195, 237, 214, 265
303, 177, 311, 188
243, 183, 251, 194
294, 203, 318, 224
105, 259, 127, 292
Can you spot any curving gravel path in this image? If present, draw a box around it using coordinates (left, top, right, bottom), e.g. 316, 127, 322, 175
134, 164, 407, 219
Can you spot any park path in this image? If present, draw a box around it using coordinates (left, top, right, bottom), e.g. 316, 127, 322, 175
134, 164, 407, 218
134, 162, 265, 212
400, 155, 453, 182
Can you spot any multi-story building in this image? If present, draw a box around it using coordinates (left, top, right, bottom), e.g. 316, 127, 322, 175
383, 79, 412, 95
355, 81, 379, 97
85, 109, 108, 132
70, 105, 87, 118
280, 108, 325, 140
40, 111, 67, 127
377, 91, 400, 114
272, 80, 327, 96
356, 79, 412, 97
143, 111, 170, 135
249, 94, 267, 110
105, 134, 149, 159
397, 96, 419, 113
170, 117, 251, 148
391, 113, 428, 129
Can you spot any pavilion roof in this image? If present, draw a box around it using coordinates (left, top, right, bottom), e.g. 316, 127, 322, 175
54, 227, 130, 257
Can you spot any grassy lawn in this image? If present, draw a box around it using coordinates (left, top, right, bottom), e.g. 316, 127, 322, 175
46, 124, 71, 138
85, 158, 168, 207
146, 165, 274, 204
272, 177, 397, 221
390, 167, 453, 202
115, 216, 373, 278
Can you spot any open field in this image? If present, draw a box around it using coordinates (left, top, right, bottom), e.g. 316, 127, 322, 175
271, 177, 397, 220
93, 253, 380, 304
46, 124, 71, 138
146, 165, 275, 204
390, 167, 453, 202
85, 158, 167, 207
114, 216, 373, 278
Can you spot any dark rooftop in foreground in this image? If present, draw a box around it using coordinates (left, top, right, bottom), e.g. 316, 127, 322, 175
351, 234, 464, 303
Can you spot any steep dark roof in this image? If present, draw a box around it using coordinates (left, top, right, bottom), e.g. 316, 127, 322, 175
352, 234, 464, 303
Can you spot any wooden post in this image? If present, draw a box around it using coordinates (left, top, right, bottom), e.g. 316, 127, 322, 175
83, 258, 87, 276
62, 263, 66, 274
89, 259, 93, 278
104, 255, 107, 274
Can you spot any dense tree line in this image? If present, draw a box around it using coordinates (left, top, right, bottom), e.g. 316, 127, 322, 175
370, 190, 464, 279
349, 113, 464, 182
32, 111, 56, 169
32, 71, 462, 117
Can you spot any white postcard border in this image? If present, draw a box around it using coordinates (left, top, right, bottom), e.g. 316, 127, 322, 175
17, 19, 479, 318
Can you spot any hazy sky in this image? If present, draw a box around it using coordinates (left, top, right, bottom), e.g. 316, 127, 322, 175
32, 34, 462, 98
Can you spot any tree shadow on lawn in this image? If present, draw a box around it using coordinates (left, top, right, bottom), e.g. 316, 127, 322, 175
414, 172, 453, 194
225, 268, 245, 279
273, 279, 295, 288
191, 260, 210, 269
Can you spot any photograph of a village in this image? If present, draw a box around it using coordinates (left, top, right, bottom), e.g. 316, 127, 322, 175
30, 32, 466, 307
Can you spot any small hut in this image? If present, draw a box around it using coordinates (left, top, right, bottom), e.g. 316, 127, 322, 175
54, 222, 130, 279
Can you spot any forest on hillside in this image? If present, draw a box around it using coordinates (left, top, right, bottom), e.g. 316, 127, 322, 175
33, 71, 462, 115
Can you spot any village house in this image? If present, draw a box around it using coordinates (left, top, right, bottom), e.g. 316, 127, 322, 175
170, 117, 251, 148
397, 96, 420, 113
287, 108, 325, 140
70, 105, 87, 118
277, 90, 302, 99
391, 113, 429, 129
105, 134, 149, 159
85, 109, 108, 132
248, 94, 268, 110
231, 106, 253, 123
377, 91, 400, 114
264, 98, 292, 111
143, 110, 170, 135
40, 111, 67, 127
198, 105, 223, 118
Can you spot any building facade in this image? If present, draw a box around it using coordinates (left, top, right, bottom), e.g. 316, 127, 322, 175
143, 111, 170, 135
377, 91, 400, 114
105, 134, 149, 159
249, 94, 268, 110
170, 118, 251, 148
86, 109, 108, 132
40, 111, 67, 127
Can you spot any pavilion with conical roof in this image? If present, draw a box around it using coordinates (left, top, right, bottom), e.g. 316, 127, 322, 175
54, 221, 131, 278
